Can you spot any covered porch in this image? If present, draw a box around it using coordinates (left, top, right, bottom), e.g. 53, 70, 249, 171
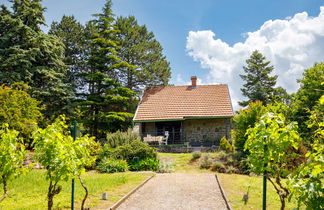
133, 117, 231, 146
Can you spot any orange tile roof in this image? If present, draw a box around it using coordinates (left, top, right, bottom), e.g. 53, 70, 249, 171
133, 84, 234, 122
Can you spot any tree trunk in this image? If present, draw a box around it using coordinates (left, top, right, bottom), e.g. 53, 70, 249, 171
47, 181, 54, 210
0, 179, 7, 203
79, 175, 88, 210
47, 181, 61, 210
280, 197, 285, 210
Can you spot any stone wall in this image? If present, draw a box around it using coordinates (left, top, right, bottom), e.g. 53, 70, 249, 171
183, 118, 230, 143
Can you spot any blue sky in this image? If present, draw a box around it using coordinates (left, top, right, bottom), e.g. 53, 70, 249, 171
1, 0, 324, 109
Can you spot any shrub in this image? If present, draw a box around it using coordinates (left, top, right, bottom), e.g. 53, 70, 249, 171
225, 165, 237, 174
129, 158, 159, 171
200, 155, 212, 169
220, 137, 233, 153
216, 150, 228, 160
157, 160, 174, 173
112, 140, 157, 161
211, 161, 226, 172
105, 129, 140, 148
97, 158, 128, 173
191, 151, 201, 161
98, 140, 158, 172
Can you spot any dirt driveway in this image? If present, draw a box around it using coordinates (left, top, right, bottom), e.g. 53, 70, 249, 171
116, 173, 228, 210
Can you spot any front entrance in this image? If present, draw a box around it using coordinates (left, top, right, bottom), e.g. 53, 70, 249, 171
156, 121, 182, 144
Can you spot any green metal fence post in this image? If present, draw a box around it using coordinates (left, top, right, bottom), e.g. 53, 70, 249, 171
262, 144, 267, 210
71, 120, 76, 210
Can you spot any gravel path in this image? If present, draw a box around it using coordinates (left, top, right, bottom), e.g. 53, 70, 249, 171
116, 173, 228, 210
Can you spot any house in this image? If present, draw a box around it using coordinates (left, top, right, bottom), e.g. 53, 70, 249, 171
133, 76, 234, 146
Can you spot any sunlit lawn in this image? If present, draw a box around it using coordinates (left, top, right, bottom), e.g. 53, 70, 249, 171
0, 170, 153, 210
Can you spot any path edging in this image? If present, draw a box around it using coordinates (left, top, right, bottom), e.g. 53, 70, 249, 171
215, 174, 232, 210
109, 174, 155, 210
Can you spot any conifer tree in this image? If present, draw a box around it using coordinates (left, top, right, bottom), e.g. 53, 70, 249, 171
0, 0, 73, 121
239, 50, 278, 107
80, 0, 135, 138
115, 16, 171, 92
49, 16, 88, 93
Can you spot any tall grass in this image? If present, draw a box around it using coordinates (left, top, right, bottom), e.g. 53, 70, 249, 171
105, 129, 140, 148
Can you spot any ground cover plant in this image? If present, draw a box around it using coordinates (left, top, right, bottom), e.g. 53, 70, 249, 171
0, 170, 152, 210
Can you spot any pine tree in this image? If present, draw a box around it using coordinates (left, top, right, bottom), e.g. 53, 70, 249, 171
239, 50, 278, 107
115, 16, 171, 93
49, 16, 88, 94
80, 0, 135, 138
0, 0, 73, 121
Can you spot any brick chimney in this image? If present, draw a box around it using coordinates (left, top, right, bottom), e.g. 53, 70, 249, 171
191, 76, 197, 88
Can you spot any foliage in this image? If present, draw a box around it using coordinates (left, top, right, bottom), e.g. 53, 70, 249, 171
77, 0, 135, 138
0, 125, 27, 203
157, 159, 174, 173
105, 129, 140, 148
97, 158, 128, 173
99, 140, 158, 172
115, 16, 171, 93
129, 158, 159, 171
49, 15, 88, 94
211, 161, 225, 172
0, 84, 42, 145
291, 62, 324, 140
239, 50, 279, 106
32, 116, 97, 210
199, 155, 212, 169
220, 136, 233, 153
232, 101, 265, 154
0, 1, 74, 121
289, 98, 324, 209
191, 151, 202, 161
245, 104, 301, 210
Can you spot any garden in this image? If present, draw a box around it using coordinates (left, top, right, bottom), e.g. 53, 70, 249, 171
0, 0, 323, 209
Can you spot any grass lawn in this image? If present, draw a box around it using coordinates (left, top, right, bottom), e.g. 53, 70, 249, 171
159, 152, 301, 209
0, 170, 153, 210
158, 152, 218, 173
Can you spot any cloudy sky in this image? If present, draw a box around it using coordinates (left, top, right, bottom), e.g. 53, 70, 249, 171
1, 0, 323, 110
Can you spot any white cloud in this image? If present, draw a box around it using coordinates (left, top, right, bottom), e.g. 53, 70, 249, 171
186, 7, 324, 110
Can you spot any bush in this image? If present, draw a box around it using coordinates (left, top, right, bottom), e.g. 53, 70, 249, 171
191, 151, 201, 161
225, 165, 237, 174
216, 150, 228, 160
200, 155, 212, 169
157, 160, 174, 173
105, 129, 140, 148
129, 158, 159, 171
220, 137, 233, 153
97, 158, 128, 173
211, 161, 226, 172
98, 140, 158, 172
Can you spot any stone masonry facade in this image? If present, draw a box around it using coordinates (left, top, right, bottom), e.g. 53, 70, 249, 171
183, 118, 230, 143
134, 118, 231, 143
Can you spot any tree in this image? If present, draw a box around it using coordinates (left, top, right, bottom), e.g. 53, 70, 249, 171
239, 50, 278, 107
232, 101, 265, 155
289, 97, 324, 209
245, 103, 301, 210
32, 116, 96, 210
291, 63, 324, 140
80, 0, 135, 138
0, 125, 27, 203
0, 0, 73, 121
49, 15, 89, 94
0, 84, 42, 146
115, 16, 171, 93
